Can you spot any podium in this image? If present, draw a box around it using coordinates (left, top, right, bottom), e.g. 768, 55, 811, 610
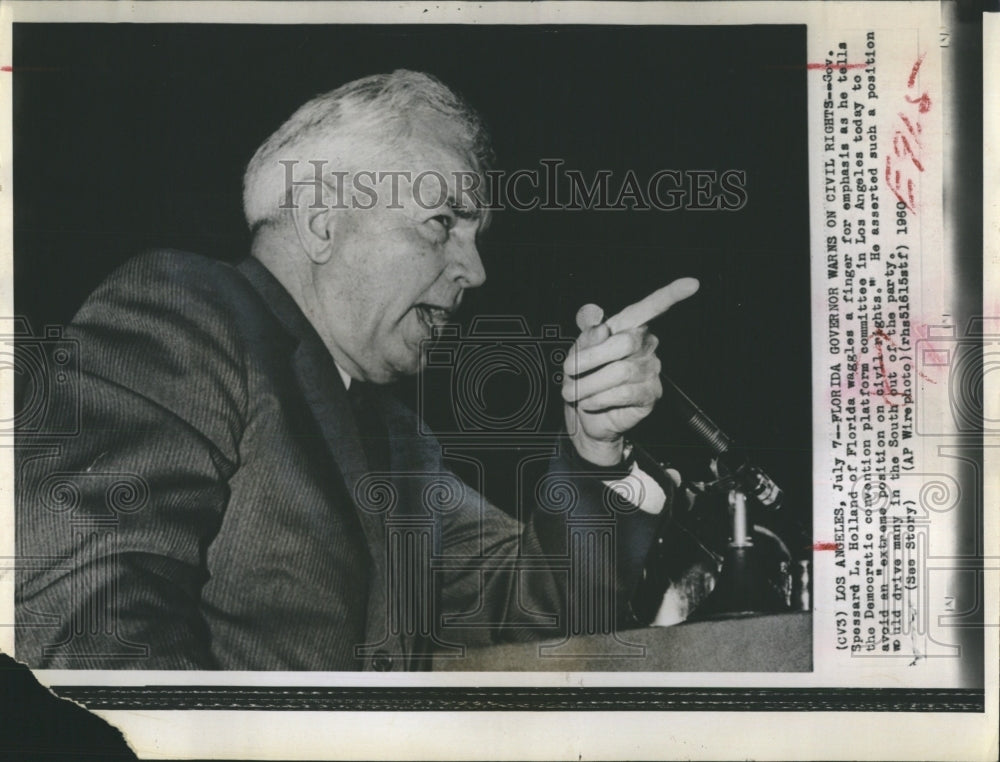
433, 613, 811, 671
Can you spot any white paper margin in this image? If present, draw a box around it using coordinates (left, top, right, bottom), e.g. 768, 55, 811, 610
0, 2, 995, 760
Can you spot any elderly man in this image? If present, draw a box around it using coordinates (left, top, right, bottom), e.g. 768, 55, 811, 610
16, 70, 701, 670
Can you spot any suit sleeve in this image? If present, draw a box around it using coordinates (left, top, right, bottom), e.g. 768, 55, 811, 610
432, 436, 674, 647
15, 252, 247, 669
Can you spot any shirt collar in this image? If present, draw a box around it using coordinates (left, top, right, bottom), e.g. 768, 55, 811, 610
334, 363, 352, 390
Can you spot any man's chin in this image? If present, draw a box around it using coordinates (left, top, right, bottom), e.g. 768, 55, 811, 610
379, 346, 426, 382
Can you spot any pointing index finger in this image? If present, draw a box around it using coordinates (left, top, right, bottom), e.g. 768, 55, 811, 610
605, 277, 700, 334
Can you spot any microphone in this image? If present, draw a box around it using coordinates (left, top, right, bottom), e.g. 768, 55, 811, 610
660, 373, 783, 509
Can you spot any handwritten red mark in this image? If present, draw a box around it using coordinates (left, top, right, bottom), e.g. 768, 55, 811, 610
911, 322, 949, 368
905, 92, 932, 113
906, 54, 926, 88
0, 66, 62, 73
811, 542, 841, 551
886, 53, 931, 212
806, 62, 868, 70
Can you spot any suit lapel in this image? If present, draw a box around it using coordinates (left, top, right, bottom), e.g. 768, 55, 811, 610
235, 259, 389, 557
238, 258, 425, 661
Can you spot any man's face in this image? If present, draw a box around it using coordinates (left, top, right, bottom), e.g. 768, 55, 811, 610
310, 123, 488, 383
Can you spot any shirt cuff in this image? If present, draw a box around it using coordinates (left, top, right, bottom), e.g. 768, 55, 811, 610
603, 461, 668, 515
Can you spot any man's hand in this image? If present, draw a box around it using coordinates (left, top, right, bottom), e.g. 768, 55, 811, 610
562, 278, 700, 466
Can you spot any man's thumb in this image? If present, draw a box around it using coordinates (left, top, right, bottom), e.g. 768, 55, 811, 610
575, 303, 605, 332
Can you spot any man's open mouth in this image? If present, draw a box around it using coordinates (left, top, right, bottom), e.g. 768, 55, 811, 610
415, 304, 453, 331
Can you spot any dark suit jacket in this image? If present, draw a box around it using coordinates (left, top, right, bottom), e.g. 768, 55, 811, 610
15, 251, 673, 670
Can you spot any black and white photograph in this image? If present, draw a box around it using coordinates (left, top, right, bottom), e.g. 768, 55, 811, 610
0, 2, 995, 760
11, 20, 813, 672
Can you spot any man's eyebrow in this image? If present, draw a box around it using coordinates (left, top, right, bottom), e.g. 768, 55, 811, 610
447, 196, 483, 221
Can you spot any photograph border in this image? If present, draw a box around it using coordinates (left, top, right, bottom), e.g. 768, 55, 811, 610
0, 2, 995, 759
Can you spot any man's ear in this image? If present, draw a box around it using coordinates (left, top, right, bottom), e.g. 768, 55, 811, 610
290, 180, 340, 264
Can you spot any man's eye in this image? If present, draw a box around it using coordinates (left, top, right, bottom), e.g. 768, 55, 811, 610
430, 215, 453, 231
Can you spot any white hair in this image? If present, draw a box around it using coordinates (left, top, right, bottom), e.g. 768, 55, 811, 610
242, 69, 493, 231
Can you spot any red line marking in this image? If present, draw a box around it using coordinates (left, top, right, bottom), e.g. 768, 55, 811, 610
899, 136, 923, 171
907, 53, 926, 88
0, 66, 63, 73
905, 91, 932, 113
911, 323, 947, 371
806, 62, 868, 70
811, 542, 841, 551
899, 113, 922, 141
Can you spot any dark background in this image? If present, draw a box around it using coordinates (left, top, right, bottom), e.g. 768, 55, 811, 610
13, 23, 811, 539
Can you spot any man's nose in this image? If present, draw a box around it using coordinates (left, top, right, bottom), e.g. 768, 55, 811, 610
447, 236, 487, 288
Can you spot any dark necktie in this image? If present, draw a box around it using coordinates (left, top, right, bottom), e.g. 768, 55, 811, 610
347, 381, 391, 474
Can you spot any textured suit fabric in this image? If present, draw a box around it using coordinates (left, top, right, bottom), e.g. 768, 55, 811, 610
15, 251, 672, 670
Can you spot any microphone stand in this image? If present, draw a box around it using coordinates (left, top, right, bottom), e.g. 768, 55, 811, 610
660, 374, 803, 619
688, 468, 788, 619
